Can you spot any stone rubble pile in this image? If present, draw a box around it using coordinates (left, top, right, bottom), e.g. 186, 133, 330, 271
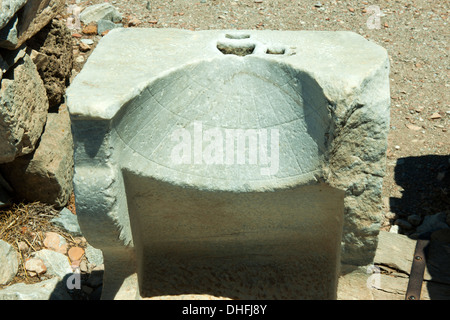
0, 0, 74, 208
0, 1, 130, 300
0, 207, 104, 300
0, 1, 130, 208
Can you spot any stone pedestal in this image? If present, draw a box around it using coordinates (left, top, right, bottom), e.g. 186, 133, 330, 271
66, 29, 390, 299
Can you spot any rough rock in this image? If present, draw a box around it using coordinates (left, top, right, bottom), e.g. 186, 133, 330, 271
96, 19, 122, 35
26, 18, 73, 109
0, 0, 65, 50
0, 106, 74, 207
32, 249, 73, 279
0, 0, 28, 30
0, 52, 48, 164
29, 49, 49, 70
24, 257, 47, 275
415, 211, 450, 237
374, 230, 416, 273
50, 207, 82, 237
80, 3, 122, 25
0, 240, 19, 285
85, 244, 104, 267
0, 276, 71, 300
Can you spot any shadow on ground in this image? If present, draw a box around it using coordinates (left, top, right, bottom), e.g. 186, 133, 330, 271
391, 154, 450, 300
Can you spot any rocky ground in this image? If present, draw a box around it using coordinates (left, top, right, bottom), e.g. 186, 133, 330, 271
0, 0, 448, 300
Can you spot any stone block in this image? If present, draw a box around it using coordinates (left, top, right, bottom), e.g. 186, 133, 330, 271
80, 3, 122, 25
0, 240, 19, 285
0, 0, 27, 30
66, 29, 390, 299
26, 18, 73, 109
0, 0, 65, 50
0, 106, 74, 207
0, 277, 72, 300
0, 52, 48, 164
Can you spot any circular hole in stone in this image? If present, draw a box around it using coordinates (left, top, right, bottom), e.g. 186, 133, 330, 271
225, 33, 251, 40
217, 42, 256, 56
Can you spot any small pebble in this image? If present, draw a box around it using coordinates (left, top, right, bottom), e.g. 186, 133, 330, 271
25, 258, 47, 275
17, 241, 28, 252
81, 39, 94, 45
407, 214, 422, 226
68, 247, 85, 262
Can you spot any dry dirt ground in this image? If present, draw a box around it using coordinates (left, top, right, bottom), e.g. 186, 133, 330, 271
0, 0, 448, 296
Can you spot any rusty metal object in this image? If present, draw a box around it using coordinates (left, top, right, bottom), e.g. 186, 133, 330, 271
405, 239, 430, 300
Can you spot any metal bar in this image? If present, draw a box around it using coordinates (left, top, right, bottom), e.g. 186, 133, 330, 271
405, 239, 430, 300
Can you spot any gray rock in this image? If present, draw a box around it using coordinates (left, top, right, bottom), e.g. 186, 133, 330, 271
416, 212, 450, 236
96, 19, 122, 35
0, 0, 65, 50
0, 240, 19, 285
26, 18, 74, 109
51, 208, 82, 237
0, 277, 71, 300
0, 53, 48, 164
374, 231, 416, 274
0, 0, 27, 29
407, 214, 422, 226
85, 244, 104, 267
0, 15, 19, 48
80, 3, 122, 25
0, 106, 74, 207
32, 249, 73, 279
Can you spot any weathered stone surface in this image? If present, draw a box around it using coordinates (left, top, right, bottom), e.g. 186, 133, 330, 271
374, 231, 416, 273
0, 53, 48, 164
50, 208, 82, 237
0, 276, 72, 300
416, 211, 450, 237
85, 244, 104, 267
80, 3, 122, 25
0, 106, 74, 207
96, 19, 122, 36
26, 18, 73, 109
67, 29, 390, 299
32, 249, 73, 279
0, 0, 65, 50
0, 240, 19, 285
0, 0, 27, 29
